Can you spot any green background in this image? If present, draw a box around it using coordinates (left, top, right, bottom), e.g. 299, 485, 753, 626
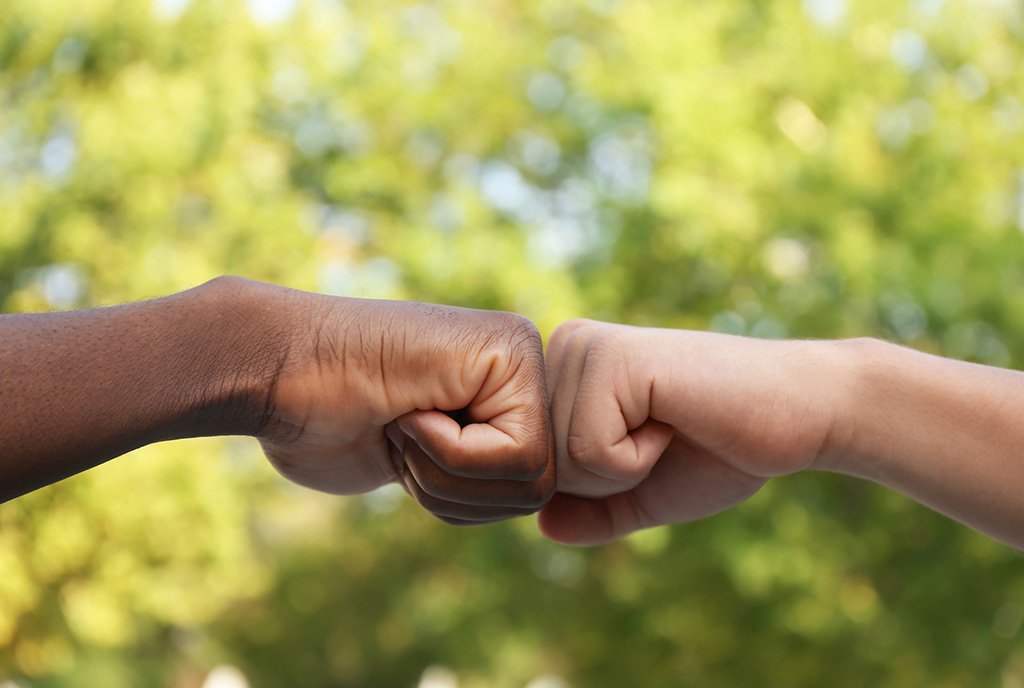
2, 0, 1023, 685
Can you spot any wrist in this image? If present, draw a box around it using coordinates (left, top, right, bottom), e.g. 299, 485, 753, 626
183, 276, 306, 439
812, 337, 894, 477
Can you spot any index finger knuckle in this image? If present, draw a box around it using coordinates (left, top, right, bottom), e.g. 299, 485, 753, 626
566, 431, 648, 485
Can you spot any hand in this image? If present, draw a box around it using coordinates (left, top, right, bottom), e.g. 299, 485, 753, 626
249, 281, 555, 525
539, 319, 844, 544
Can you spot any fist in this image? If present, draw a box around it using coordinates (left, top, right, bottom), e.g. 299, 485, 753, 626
540, 319, 839, 545
253, 284, 555, 525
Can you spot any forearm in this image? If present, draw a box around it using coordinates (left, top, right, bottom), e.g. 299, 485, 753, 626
0, 277, 293, 502
821, 338, 1024, 549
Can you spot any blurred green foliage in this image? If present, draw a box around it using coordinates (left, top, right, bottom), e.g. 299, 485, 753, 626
2, 0, 1024, 685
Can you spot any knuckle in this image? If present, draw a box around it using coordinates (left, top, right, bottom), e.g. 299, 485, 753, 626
613, 457, 652, 484
498, 313, 543, 351
514, 360, 549, 402
521, 446, 552, 481
472, 313, 544, 376
586, 329, 621, 361
523, 457, 551, 483
510, 427, 552, 480
499, 310, 540, 337
549, 319, 586, 353
523, 479, 555, 510
566, 431, 601, 468
567, 432, 646, 484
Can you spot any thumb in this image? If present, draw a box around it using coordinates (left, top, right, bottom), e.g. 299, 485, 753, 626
537, 491, 651, 546
397, 408, 549, 481
540, 438, 769, 546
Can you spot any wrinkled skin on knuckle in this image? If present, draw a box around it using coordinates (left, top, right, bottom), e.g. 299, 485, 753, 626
404, 307, 542, 413
499, 310, 542, 341
565, 432, 602, 472
484, 317, 544, 391
507, 365, 553, 483
486, 312, 543, 364
515, 361, 552, 424
566, 430, 645, 485
411, 306, 556, 480
479, 312, 551, 439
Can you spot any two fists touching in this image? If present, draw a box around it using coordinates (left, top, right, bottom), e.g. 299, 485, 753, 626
262, 279, 1024, 551
259, 281, 843, 545
539, 321, 837, 545
3, 277, 1021, 548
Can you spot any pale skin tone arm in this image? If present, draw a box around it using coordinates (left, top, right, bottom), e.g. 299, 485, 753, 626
0, 276, 555, 523
539, 319, 1024, 550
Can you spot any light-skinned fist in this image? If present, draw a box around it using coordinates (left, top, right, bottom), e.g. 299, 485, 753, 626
539, 319, 845, 545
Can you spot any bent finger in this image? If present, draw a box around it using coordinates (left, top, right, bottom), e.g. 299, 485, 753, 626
398, 408, 549, 482
400, 470, 540, 521
565, 354, 673, 486
546, 318, 596, 377
399, 427, 554, 509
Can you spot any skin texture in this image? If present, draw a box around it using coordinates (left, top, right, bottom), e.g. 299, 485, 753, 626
539, 319, 1024, 550
0, 277, 555, 523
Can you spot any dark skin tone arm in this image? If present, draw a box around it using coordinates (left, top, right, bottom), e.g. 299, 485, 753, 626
0, 276, 555, 522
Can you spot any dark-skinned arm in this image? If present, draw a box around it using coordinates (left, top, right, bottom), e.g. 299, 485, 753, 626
0, 277, 555, 522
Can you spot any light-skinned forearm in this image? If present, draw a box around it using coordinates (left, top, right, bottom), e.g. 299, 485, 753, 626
538, 321, 1024, 548
0, 277, 293, 502
820, 338, 1024, 549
